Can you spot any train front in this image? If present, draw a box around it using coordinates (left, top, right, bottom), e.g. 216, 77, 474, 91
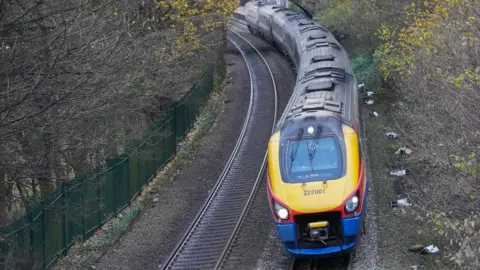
266, 115, 366, 258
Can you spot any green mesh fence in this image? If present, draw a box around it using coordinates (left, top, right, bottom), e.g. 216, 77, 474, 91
0, 56, 226, 270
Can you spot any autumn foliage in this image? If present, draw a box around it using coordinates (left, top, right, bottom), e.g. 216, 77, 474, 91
156, 0, 239, 56
310, 0, 479, 267
374, 1, 480, 266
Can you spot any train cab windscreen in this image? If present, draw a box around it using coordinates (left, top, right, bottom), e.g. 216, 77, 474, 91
285, 136, 342, 183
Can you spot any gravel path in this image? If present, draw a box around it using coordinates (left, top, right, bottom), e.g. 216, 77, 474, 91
94, 40, 251, 270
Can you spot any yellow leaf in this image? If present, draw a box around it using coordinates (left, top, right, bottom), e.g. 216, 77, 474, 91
455, 78, 462, 87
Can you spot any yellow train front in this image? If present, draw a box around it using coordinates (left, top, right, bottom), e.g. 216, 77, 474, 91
267, 112, 367, 259
244, 0, 368, 259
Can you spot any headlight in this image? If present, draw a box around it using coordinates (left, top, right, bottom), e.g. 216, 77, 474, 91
274, 201, 289, 220
344, 194, 359, 214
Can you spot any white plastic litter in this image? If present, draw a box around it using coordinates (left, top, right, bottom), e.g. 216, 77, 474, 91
358, 83, 365, 91
390, 169, 410, 176
365, 100, 374, 105
385, 132, 398, 139
421, 245, 439, 254
370, 111, 379, 117
395, 147, 412, 155
366, 91, 374, 97
391, 198, 412, 207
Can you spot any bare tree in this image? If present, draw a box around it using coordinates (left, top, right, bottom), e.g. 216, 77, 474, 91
0, 0, 229, 224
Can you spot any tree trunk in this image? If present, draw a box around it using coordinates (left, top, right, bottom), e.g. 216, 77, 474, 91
38, 132, 57, 198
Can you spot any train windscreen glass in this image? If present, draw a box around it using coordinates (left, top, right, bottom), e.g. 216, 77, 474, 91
285, 136, 341, 182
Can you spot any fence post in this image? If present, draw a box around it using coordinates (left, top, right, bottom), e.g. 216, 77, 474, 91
97, 172, 102, 228
170, 108, 176, 156
28, 213, 34, 268
157, 118, 166, 168
184, 96, 188, 134
122, 156, 130, 207
82, 178, 86, 241
171, 107, 176, 149
42, 211, 46, 270
194, 84, 197, 122
62, 184, 67, 256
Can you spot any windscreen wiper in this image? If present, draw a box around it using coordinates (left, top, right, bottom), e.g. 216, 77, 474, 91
307, 126, 323, 172
289, 128, 304, 173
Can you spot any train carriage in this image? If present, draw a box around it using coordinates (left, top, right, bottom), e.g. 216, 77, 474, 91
257, 5, 282, 42
244, 0, 368, 259
245, 1, 262, 32
270, 9, 289, 56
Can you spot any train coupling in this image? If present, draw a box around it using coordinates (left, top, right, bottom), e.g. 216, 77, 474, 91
307, 221, 329, 242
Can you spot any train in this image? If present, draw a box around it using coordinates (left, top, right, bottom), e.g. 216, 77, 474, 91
244, 0, 368, 259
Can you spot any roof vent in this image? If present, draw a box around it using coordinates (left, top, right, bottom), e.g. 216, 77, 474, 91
304, 67, 345, 78
305, 81, 335, 92
298, 20, 314, 26
311, 55, 335, 63
307, 41, 341, 51
324, 100, 342, 113
300, 26, 326, 33
307, 70, 345, 80
302, 98, 326, 111
308, 34, 327, 40
300, 98, 342, 113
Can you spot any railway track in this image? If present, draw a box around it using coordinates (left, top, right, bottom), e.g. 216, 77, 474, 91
291, 257, 351, 270
160, 28, 278, 270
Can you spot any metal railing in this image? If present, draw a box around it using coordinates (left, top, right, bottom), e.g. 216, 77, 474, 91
0, 56, 226, 270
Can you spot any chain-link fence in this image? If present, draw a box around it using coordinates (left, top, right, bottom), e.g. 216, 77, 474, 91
0, 56, 226, 270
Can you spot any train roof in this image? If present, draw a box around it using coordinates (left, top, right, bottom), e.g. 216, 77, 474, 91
299, 40, 353, 77
258, 5, 283, 16
251, 2, 359, 132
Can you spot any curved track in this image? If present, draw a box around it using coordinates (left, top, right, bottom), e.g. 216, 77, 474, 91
215, 27, 282, 269
161, 28, 278, 270
229, 17, 354, 270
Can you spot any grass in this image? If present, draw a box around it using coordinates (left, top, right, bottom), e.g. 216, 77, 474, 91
53, 65, 230, 270
350, 52, 377, 86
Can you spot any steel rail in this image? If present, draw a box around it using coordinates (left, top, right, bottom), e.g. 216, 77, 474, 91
214, 27, 279, 269
161, 25, 278, 270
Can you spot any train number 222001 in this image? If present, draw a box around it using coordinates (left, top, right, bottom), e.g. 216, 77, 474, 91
303, 189, 326, 196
